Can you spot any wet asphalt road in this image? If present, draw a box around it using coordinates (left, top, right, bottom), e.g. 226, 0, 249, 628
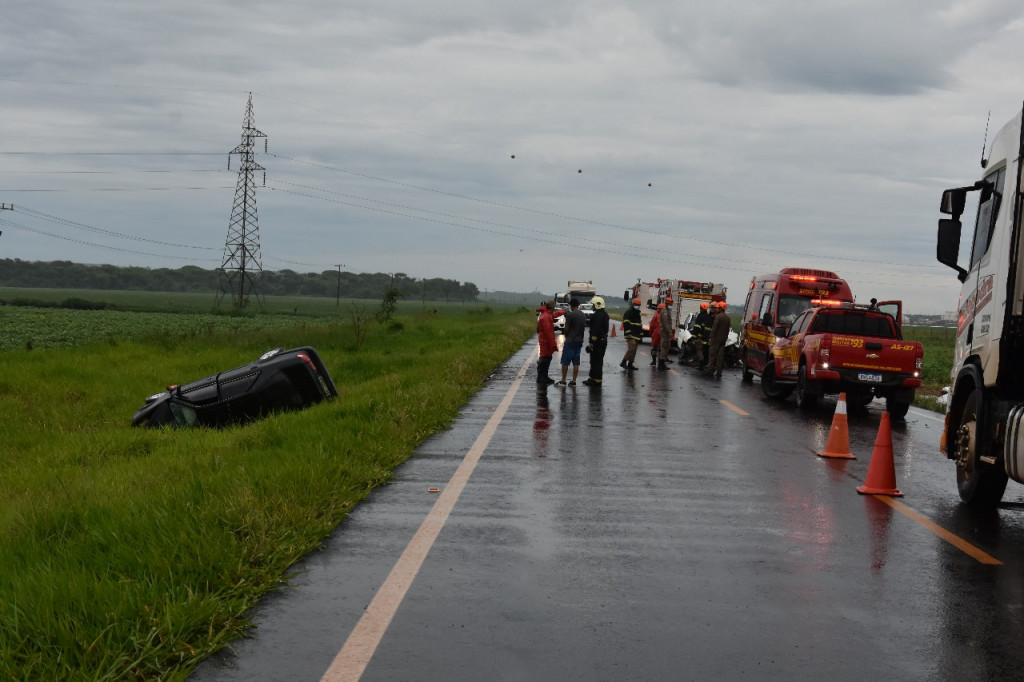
191, 334, 1024, 682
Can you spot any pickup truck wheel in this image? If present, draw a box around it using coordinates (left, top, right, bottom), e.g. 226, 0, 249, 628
885, 398, 911, 421
760, 360, 792, 400
794, 365, 818, 410
954, 389, 1008, 506
846, 389, 872, 414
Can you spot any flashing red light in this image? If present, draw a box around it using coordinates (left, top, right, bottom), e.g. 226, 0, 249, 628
811, 299, 843, 306
791, 275, 819, 282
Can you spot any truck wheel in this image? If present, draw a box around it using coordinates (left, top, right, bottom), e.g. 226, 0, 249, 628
847, 389, 872, 414
741, 351, 753, 384
885, 398, 911, 421
794, 364, 817, 410
954, 389, 1008, 506
760, 360, 792, 400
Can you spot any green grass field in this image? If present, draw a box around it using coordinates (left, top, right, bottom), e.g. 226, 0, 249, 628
902, 325, 954, 410
0, 301, 534, 681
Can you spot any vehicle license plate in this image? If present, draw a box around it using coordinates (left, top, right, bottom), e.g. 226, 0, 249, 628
858, 372, 882, 383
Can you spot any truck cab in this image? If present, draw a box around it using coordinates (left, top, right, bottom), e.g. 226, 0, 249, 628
936, 106, 1024, 506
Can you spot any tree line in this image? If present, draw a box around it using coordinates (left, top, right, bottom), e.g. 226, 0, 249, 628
0, 259, 481, 302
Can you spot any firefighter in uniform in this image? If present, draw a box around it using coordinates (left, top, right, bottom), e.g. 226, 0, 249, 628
658, 296, 673, 370
693, 301, 712, 369
583, 296, 609, 386
620, 297, 643, 371
707, 301, 731, 379
649, 303, 663, 366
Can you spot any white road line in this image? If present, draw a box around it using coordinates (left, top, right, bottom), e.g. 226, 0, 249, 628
320, 353, 533, 682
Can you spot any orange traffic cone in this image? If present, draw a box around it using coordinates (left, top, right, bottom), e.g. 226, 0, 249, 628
856, 412, 904, 497
611, 324, 617, 338
817, 392, 855, 459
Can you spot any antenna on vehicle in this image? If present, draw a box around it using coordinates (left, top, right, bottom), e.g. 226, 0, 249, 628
981, 110, 991, 169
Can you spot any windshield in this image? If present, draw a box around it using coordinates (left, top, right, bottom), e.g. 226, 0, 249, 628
777, 294, 817, 325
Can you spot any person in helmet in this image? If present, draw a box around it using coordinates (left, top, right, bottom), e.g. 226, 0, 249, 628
583, 296, 610, 386
649, 303, 664, 366
693, 301, 712, 369
657, 296, 673, 370
707, 301, 732, 379
620, 297, 643, 370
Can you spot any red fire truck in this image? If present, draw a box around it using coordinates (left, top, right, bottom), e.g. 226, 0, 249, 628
739, 267, 853, 382
625, 279, 727, 342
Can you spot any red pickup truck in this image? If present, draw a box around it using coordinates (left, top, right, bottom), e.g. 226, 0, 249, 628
759, 301, 923, 419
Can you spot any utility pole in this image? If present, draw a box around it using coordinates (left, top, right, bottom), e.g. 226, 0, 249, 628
335, 264, 345, 307
217, 94, 267, 311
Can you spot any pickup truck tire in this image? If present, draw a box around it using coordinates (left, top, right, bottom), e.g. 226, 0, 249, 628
794, 364, 818, 410
760, 360, 792, 400
885, 398, 911, 421
847, 389, 873, 414
954, 389, 1008, 506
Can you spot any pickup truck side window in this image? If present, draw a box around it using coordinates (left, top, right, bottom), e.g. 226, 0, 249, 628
789, 311, 812, 336
970, 167, 1005, 269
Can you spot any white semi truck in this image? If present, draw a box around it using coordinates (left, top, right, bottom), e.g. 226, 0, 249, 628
554, 280, 598, 322
936, 104, 1024, 506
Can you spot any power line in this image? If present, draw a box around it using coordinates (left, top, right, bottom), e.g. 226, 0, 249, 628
0, 186, 232, 192
15, 205, 217, 250
0, 217, 218, 262
269, 154, 938, 271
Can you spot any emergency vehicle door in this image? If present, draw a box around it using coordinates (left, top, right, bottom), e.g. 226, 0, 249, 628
874, 300, 903, 334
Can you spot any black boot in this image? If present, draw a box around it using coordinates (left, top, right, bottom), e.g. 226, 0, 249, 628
657, 359, 667, 371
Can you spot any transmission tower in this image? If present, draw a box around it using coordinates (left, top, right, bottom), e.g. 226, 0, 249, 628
218, 93, 267, 310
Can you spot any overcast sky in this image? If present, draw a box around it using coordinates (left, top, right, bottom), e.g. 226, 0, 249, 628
2, 0, 1024, 313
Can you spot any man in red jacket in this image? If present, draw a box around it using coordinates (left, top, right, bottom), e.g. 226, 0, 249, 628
536, 301, 558, 385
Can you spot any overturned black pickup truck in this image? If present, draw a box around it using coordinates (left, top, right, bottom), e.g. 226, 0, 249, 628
131, 346, 338, 428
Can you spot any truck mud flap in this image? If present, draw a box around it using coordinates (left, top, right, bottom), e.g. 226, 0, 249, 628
1004, 404, 1024, 480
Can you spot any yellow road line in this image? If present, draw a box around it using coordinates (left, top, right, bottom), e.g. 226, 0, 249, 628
873, 495, 1003, 565
720, 399, 749, 416
321, 355, 532, 682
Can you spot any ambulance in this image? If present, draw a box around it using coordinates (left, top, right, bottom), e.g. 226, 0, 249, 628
739, 267, 854, 382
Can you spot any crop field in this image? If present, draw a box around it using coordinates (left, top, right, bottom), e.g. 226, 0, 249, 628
0, 301, 535, 681
0, 286, 489, 317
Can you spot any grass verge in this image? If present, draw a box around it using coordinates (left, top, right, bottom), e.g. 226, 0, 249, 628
0, 308, 534, 681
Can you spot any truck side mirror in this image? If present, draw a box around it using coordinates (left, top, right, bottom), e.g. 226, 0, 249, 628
761, 313, 773, 327
937, 218, 968, 282
940, 188, 967, 217
773, 325, 789, 337
623, 290, 629, 302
